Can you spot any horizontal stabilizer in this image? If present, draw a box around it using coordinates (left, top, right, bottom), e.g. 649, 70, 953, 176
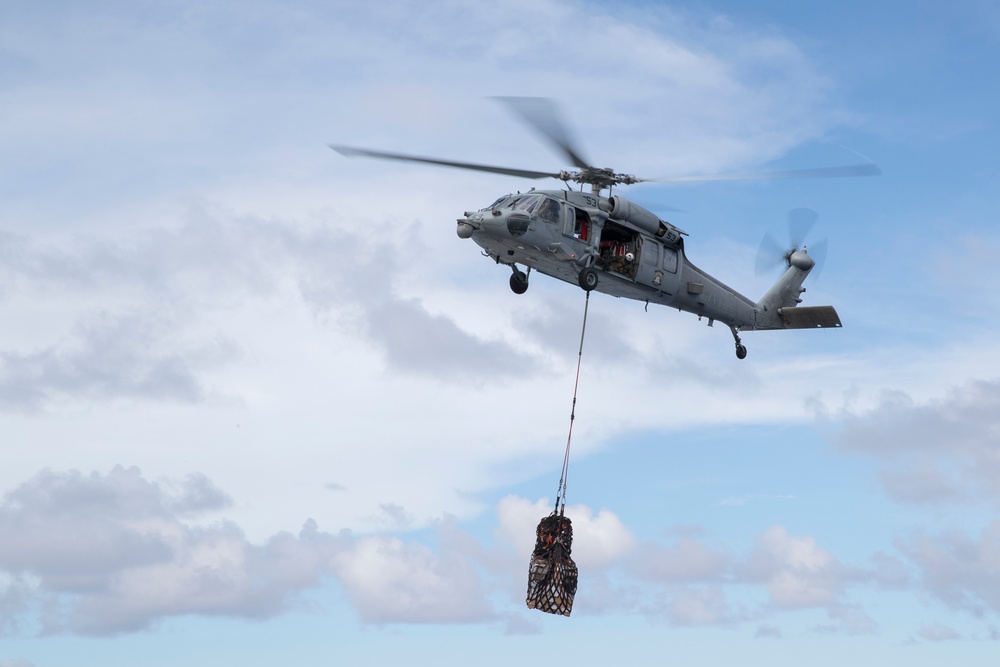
778, 306, 842, 329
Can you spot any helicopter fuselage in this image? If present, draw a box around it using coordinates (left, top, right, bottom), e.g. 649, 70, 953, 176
457, 189, 767, 331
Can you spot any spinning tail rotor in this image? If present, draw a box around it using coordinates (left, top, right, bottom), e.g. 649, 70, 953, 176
755, 208, 828, 281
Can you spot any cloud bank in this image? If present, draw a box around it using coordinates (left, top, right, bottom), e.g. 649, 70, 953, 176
2, 467, 995, 638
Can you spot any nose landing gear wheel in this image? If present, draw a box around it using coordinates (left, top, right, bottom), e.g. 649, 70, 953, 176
578, 267, 598, 292
510, 269, 529, 294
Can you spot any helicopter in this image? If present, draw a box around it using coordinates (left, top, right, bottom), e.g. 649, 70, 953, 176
330, 97, 880, 359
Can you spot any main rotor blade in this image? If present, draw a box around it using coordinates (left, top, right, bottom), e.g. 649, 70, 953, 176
647, 161, 882, 183
329, 145, 561, 180
492, 97, 592, 170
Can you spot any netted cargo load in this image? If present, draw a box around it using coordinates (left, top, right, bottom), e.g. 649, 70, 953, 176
525, 512, 578, 616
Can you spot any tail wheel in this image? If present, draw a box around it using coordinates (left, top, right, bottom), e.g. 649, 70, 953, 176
578, 267, 599, 291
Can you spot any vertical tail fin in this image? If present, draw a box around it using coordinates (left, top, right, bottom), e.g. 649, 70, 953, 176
754, 250, 842, 330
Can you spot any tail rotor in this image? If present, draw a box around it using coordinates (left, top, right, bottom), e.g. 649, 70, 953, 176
755, 208, 828, 280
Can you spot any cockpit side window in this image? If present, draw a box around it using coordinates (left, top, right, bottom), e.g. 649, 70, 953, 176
536, 197, 560, 223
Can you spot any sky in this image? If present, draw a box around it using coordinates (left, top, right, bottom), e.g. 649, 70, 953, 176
1, 0, 1000, 665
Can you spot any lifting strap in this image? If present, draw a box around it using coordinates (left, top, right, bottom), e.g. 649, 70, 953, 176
555, 290, 590, 514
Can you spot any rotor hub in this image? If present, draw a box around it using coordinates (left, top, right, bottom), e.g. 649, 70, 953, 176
788, 250, 815, 271
559, 168, 640, 193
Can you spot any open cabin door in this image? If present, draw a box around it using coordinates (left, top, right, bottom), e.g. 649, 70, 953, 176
597, 220, 639, 280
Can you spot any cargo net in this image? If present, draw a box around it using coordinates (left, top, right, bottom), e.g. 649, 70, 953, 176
525, 512, 578, 616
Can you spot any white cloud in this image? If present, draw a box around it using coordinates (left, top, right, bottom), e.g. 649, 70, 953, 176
0, 467, 324, 634
897, 521, 1000, 616
5, 466, 995, 638
0, 467, 496, 635
330, 532, 494, 625
830, 379, 1000, 505
744, 525, 845, 609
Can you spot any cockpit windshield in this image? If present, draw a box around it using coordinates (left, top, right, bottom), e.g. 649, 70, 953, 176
481, 194, 560, 223
508, 194, 541, 213
482, 195, 510, 211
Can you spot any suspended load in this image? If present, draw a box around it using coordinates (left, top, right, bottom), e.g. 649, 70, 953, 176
525, 512, 578, 616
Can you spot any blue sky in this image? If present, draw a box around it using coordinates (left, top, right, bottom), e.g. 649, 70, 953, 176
2, 1, 1000, 665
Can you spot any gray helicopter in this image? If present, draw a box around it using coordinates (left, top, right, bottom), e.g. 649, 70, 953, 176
331, 98, 879, 359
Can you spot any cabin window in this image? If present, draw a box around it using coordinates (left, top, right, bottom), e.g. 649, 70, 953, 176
662, 247, 678, 273
644, 241, 659, 265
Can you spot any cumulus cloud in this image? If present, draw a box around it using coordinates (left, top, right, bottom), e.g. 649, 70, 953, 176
896, 521, 1000, 616
0, 467, 316, 634
329, 532, 494, 625
1, 476, 655, 635
0, 467, 495, 635
830, 379, 1000, 505
4, 467, 987, 637
491, 501, 927, 630
743, 525, 846, 609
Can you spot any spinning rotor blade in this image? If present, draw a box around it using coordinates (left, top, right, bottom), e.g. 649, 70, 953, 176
754, 208, 828, 279
493, 97, 592, 170
649, 161, 882, 183
329, 145, 561, 180
805, 238, 828, 282
787, 207, 819, 249
755, 232, 787, 277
